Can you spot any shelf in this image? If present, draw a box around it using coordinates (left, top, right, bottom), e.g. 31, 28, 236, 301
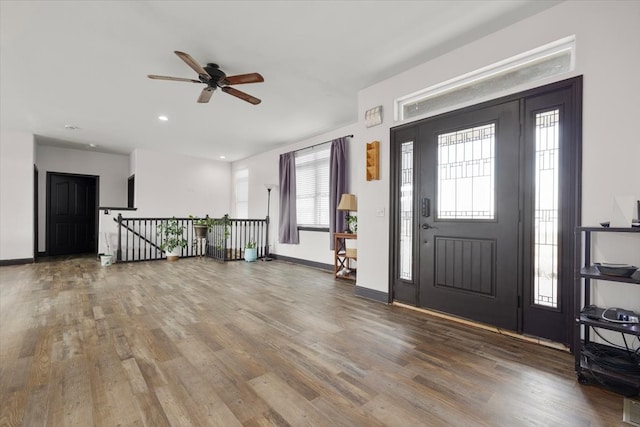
578, 307, 640, 335
579, 266, 640, 284
334, 233, 357, 281
579, 342, 640, 388
335, 269, 356, 281
575, 226, 640, 396
577, 226, 640, 233
366, 141, 380, 181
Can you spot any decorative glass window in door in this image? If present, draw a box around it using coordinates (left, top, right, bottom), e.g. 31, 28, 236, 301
533, 109, 560, 308
437, 123, 495, 220
399, 141, 414, 280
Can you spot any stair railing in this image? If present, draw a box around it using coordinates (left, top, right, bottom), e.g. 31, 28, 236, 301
115, 214, 268, 263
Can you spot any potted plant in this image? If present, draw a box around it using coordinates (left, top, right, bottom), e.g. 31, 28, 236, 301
212, 214, 231, 252
100, 233, 114, 266
189, 215, 215, 239
157, 217, 188, 261
244, 240, 258, 262
346, 215, 358, 234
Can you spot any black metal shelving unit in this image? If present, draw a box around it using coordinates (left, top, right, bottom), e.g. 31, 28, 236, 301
574, 227, 640, 396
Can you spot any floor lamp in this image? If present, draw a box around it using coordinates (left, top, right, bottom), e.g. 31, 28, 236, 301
263, 184, 275, 261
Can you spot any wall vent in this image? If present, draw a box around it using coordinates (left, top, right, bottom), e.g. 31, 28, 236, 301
624, 397, 640, 427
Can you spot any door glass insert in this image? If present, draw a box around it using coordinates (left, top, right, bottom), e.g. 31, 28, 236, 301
400, 141, 414, 280
437, 123, 495, 219
533, 109, 560, 308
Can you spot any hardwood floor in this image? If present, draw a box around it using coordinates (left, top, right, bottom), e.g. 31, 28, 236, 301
0, 256, 628, 426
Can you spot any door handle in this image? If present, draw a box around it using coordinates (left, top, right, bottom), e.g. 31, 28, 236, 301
421, 223, 433, 230
421, 198, 431, 217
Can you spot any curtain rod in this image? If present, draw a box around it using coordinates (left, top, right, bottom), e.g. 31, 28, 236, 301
293, 134, 354, 154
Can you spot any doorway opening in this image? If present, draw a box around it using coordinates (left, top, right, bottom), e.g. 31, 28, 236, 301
46, 172, 99, 256
390, 77, 582, 346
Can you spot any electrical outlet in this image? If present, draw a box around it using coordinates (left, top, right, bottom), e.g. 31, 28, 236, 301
376, 208, 385, 217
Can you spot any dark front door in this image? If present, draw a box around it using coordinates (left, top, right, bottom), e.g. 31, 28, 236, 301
391, 78, 582, 344
418, 101, 521, 330
47, 173, 97, 256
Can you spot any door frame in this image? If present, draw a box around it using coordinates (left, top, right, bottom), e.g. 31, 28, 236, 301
389, 76, 582, 345
521, 84, 582, 345
34, 165, 39, 259
45, 171, 100, 256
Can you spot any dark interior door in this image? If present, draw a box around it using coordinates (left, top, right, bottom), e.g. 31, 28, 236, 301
418, 101, 521, 330
128, 174, 135, 208
47, 173, 97, 255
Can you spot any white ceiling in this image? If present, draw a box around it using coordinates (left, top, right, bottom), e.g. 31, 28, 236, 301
0, 0, 560, 162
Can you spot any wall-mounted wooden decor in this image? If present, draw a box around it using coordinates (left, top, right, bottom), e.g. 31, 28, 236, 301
366, 141, 380, 181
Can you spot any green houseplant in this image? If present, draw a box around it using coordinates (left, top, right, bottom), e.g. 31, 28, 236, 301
244, 240, 258, 262
189, 215, 215, 238
346, 215, 358, 234
212, 214, 231, 251
157, 217, 188, 261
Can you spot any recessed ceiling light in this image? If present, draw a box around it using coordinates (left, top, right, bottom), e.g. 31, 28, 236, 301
219, 156, 226, 159
64, 124, 80, 130
158, 115, 168, 121
88, 144, 97, 148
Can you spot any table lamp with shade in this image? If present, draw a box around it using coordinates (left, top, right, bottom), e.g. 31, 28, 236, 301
337, 193, 357, 233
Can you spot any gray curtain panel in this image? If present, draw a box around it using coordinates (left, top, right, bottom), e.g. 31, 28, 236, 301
329, 137, 348, 250
278, 152, 299, 244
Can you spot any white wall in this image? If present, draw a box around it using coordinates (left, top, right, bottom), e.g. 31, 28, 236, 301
132, 148, 231, 218
0, 130, 34, 261
35, 144, 130, 252
232, 123, 358, 266
356, 0, 640, 311
97, 149, 231, 258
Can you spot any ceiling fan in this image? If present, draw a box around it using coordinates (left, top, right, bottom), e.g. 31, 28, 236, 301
148, 51, 264, 105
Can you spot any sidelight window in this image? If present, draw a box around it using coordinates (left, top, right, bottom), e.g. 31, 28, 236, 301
399, 142, 414, 280
533, 109, 560, 308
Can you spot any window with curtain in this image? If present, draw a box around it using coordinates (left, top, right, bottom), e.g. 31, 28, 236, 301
235, 169, 248, 218
295, 143, 330, 227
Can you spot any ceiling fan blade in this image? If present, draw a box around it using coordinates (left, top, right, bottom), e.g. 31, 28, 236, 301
222, 73, 264, 85
174, 51, 210, 79
198, 87, 215, 103
221, 86, 261, 105
148, 74, 201, 83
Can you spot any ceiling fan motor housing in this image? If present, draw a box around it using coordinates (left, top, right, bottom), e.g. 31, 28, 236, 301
204, 63, 226, 83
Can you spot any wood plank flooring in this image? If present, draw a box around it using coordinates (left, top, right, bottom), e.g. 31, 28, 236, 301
0, 256, 628, 426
